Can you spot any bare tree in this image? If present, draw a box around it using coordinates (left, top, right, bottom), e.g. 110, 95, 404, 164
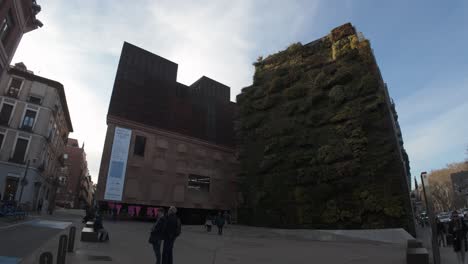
429, 181, 454, 212
427, 162, 468, 212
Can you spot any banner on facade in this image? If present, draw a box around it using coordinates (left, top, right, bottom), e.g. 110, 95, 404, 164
104, 127, 132, 201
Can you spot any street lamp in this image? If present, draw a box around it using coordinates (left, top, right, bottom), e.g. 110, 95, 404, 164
17, 160, 30, 207
420, 171, 440, 264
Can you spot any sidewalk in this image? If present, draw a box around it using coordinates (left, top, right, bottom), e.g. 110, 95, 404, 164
416, 225, 457, 263
0, 209, 82, 263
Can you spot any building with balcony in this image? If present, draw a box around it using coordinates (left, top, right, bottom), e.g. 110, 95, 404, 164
0, 63, 73, 211
96, 42, 238, 223
0, 0, 42, 79
56, 138, 94, 209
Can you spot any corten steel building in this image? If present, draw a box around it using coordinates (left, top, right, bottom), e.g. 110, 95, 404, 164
96, 42, 238, 223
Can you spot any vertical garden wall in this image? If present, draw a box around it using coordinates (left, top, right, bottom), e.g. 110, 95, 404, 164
236, 23, 415, 234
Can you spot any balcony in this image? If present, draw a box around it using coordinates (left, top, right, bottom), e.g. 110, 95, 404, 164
20, 125, 33, 132
5, 87, 20, 98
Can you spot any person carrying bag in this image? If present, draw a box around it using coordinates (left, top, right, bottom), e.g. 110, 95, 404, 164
149, 209, 166, 264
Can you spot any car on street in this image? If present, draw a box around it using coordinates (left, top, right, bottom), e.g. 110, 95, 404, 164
437, 212, 451, 223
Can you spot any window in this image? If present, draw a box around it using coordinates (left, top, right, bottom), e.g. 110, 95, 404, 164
11, 137, 28, 163
21, 109, 37, 131
28, 95, 42, 105
6, 77, 23, 98
48, 122, 56, 141
0, 10, 14, 45
0, 103, 13, 125
188, 174, 210, 192
134, 135, 146, 156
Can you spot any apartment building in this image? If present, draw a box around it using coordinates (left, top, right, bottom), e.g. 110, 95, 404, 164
0, 0, 42, 78
0, 63, 72, 210
56, 138, 93, 209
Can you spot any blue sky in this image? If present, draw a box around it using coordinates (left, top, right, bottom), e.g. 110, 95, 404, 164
13, 1, 468, 185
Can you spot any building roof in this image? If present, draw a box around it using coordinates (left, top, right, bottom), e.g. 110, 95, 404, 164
108, 42, 235, 147
8, 66, 73, 132
67, 138, 79, 147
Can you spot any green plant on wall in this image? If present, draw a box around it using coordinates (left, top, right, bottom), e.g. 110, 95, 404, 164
236, 23, 414, 234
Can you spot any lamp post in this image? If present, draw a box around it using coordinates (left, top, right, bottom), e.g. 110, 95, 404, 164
17, 160, 30, 206
420, 171, 440, 264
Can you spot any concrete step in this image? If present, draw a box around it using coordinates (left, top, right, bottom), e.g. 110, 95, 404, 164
81, 227, 99, 242
407, 248, 429, 264
85, 221, 94, 228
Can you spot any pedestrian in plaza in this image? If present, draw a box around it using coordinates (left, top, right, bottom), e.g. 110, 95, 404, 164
162, 206, 181, 264
436, 218, 447, 247
112, 207, 118, 222
82, 207, 95, 223
215, 211, 225, 235
37, 199, 43, 215
449, 211, 468, 264
94, 214, 109, 242
205, 214, 212, 232
149, 208, 166, 264
41, 199, 49, 215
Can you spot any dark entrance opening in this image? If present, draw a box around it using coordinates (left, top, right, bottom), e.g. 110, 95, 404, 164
4, 176, 19, 201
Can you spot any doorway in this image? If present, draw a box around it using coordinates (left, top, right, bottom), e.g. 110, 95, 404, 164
4, 176, 19, 201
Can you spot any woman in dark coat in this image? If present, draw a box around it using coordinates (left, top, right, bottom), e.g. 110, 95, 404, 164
449, 211, 467, 264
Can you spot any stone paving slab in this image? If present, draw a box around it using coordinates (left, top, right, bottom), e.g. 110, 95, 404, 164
69, 221, 408, 264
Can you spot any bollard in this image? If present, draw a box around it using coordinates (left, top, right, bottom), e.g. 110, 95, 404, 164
39, 252, 53, 264
68, 227, 76, 252
57, 234, 68, 264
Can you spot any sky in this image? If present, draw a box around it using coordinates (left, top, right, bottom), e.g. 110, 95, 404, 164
13, 0, 468, 186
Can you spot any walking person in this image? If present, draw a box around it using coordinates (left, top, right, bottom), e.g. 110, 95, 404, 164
436, 218, 447, 247
112, 207, 118, 222
93, 214, 109, 242
149, 208, 166, 264
215, 211, 225, 235
162, 206, 181, 264
449, 211, 468, 264
205, 214, 212, 232
37, 199, 43, 215
41, 199, 49, 215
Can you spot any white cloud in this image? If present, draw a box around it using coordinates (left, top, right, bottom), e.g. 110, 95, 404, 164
13, 0, 319, 182
396, 77, 468, 178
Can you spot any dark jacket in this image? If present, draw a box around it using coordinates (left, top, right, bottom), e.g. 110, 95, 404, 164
164, 214, 178, 241
151, 217, 167, 241
215, 215, 225, 227
93, 216, 104, 232
437, 221, 446, 234
449, 219, 468, 252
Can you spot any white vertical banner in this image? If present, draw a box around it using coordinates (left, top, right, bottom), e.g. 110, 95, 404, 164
104, 126, 132, 201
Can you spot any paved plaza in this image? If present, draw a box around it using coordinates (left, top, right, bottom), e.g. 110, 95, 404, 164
0, 209, 460, 263
68, 217, 410, 264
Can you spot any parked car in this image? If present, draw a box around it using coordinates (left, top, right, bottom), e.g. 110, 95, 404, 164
437, 212, 451, 223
